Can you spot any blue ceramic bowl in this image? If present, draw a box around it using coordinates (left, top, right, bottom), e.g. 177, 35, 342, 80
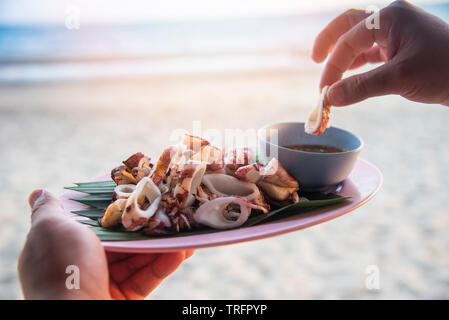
258, 122, 363, 189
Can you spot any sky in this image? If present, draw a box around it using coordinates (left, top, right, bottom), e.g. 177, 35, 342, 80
0, 0, 445, 25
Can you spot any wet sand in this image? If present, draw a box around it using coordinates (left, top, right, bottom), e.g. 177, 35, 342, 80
0, 70, 448, 299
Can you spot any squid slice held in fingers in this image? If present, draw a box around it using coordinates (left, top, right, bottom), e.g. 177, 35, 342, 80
100, 199, 127, 228
173, 161, 207, 209
305, 85, 332, 136
193, 197, 254, 229
122, 177, 162, 231
201, 173, 269, 212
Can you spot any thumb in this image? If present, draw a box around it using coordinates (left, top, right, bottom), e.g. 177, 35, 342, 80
28, 189, 65, 224
327, 63, 399, 106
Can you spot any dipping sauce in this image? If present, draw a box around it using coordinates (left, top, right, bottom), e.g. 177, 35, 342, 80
284, 144, 346, 153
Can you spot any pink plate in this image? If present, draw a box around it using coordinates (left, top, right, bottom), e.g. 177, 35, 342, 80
60, 158, 382, 253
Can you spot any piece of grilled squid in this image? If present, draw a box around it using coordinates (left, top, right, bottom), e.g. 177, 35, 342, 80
113, 184, 136, 200
191, 145, 224, 172
201, 173, 269, 213
235, 158, 299, 203
173, 161, 207, 209
305, 85, 331, 136
193, 197, 254, 229
257, 159, 299, 202
234, 162, 264, 183
182, 134, 210, 152
257, 181, 298, 202
111, 165, 137, 185
132, 155, 152, 182
122, 177, 162, 231
224, 147, 254, 172
150, 144, 190, 186
260, 158, 299, 188
100, 199, 127, 228
122, 152, 146, 170
150, 146, 177, 186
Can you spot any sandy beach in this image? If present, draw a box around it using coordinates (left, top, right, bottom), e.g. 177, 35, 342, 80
0, 69, 448, 299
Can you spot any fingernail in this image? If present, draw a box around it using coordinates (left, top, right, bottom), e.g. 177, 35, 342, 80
328, 84, 345, 106
28, 189, 45, 210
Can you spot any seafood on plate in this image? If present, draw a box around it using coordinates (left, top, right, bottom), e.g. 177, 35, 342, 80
99, 134, 300, 234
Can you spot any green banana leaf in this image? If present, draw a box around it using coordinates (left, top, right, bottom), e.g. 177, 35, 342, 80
67, 180, 349, 241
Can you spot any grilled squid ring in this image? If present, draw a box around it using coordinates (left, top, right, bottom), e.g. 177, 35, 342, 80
122, 177, 162, 231
201, 173, 269, 213
113, 184, 136, 200
193, 197, 252, 229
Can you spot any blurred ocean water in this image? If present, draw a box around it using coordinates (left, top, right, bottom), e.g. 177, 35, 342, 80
0, 2, 447, 83
0, 14, 329, 83
0, 16, 321, 61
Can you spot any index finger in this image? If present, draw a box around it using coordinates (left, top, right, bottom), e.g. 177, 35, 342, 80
312, 9, 371, 63
319, 11, 392, 89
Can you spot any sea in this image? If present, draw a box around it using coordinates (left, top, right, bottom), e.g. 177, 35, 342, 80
0, 2, 447, 83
